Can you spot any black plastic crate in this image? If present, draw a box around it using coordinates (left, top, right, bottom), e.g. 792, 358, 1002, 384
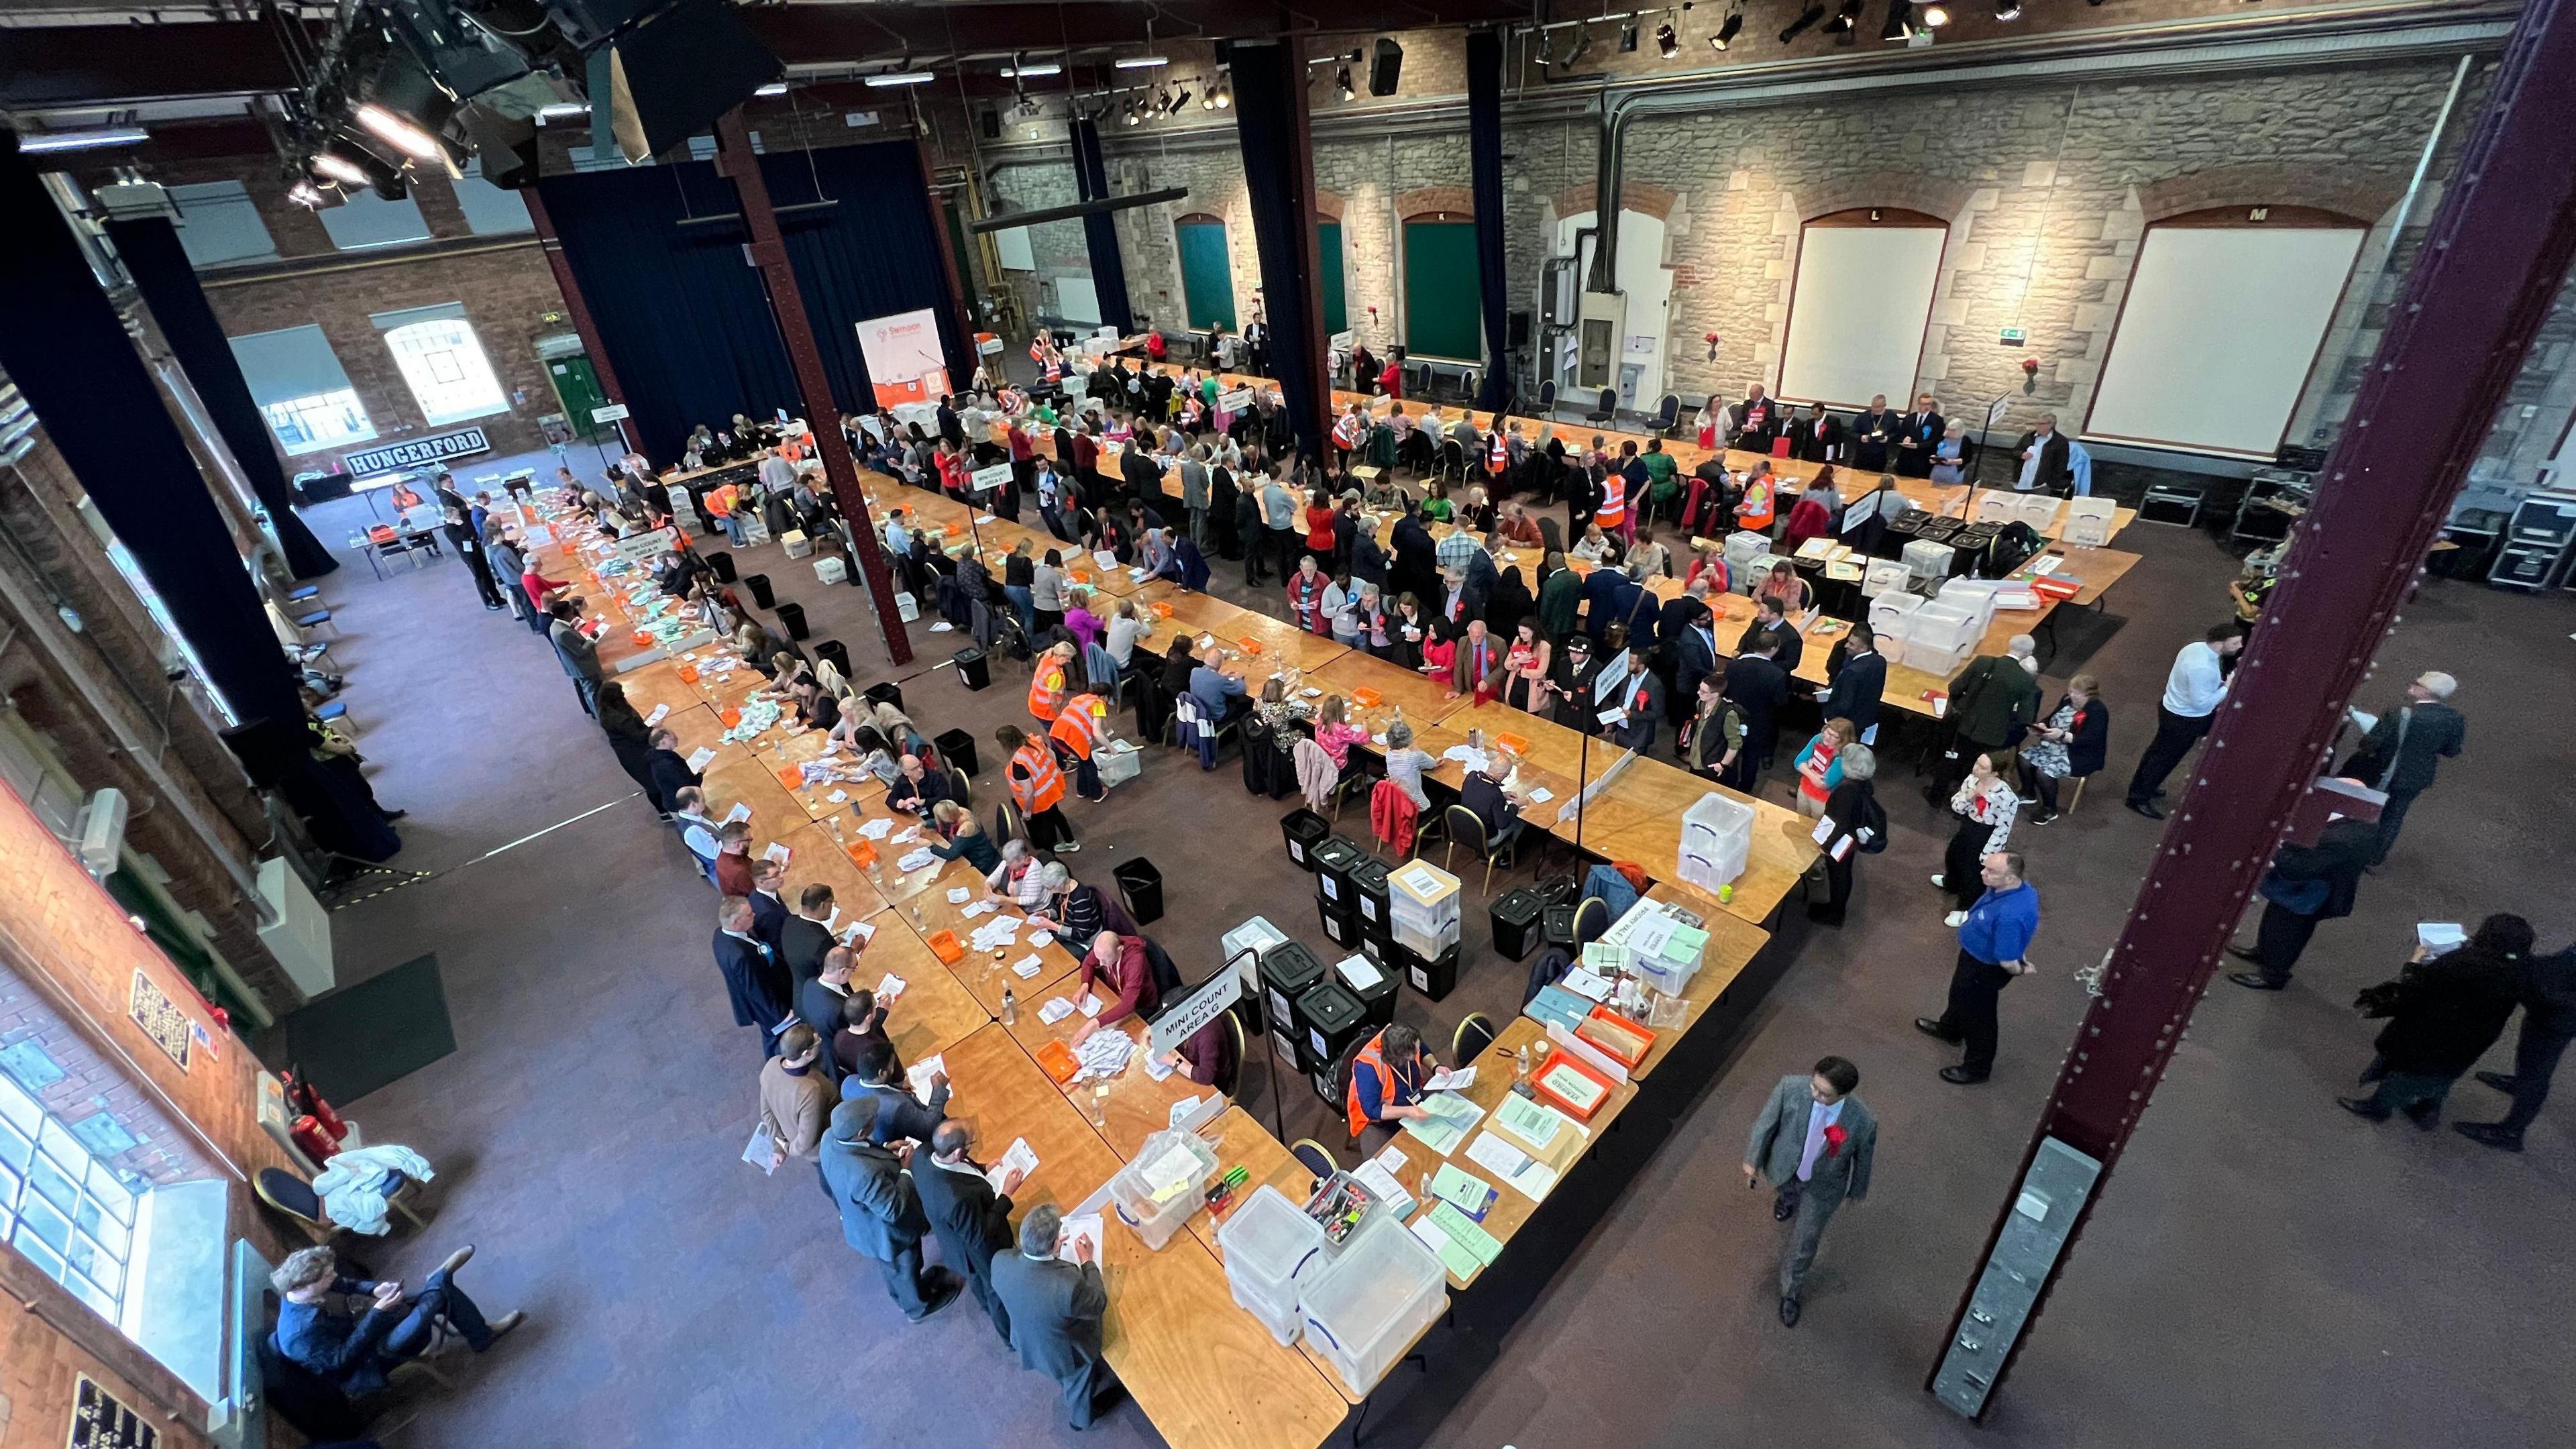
1395, 941, 1461, 1002
1491, 887, 1547, 962
1295, 981, 1369, 1100
1318, 896, 1362, 951
1281, 808, 1330, 869
1313, 837, 1366, 911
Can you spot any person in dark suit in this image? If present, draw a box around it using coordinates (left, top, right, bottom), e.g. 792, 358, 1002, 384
1847, 394, 1897, 474
1723, 641, 1794, 782
818, 1098, 960, 1321
1727, 384, 1784, 453
991, 1204, 1122, 1430
2338, 670, 2465, 866
914, 1120, 1026, 1342
1605, 653, 1666, 753
642, 728, 702, 818
779, 883, 839, 987
792, 945, 857, 1069
1786, 403, 1843, 464
745, 859, 790, 951
713, 896, 791, 1059
2459, 942, 2576, 1151
1819, 624, 1887, 746
1737, 596, 1804, 676
839, 1037, 947, 1146
1894, 393, 1945, 478
1666, 595, 1721, 735
1742, 1056, 1876, 1327
2224, 815, 2376, 990
2010, 415, 2072, 492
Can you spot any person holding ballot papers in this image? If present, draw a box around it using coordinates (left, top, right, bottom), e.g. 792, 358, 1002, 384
993, 1204, 1121, 1430
1345, 1023, 1440, 1150
914, 1120, 1028, 1344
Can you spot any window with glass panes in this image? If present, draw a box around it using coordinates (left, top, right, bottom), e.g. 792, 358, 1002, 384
0, 1069, 142, 1326
382, 317, 509, 426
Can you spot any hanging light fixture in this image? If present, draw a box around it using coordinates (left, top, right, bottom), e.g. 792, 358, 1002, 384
1828, 0, 1868, 38
1336, 66, 1356, 102
1922, 3, 1952, 23
1619, 19, 1640, 51
1880, 0, 1915, 40
354, 103, 441, 160
1657, 18, 1681, 57
1992, 0, 2021, 17
1713, 8, 1744, 47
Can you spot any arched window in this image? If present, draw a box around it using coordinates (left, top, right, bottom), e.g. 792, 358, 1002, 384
378, 310, 509, 426
1172, 213, 1236, 332
1778, 207, 1947, 411
2085, 205, 2367, 459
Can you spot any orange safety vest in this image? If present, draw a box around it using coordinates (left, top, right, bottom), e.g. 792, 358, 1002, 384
1343, 1030, 1419, 1138
1027, 660, 1069, 722
1009, 739, 1068, 814
1737, 479, 1774, 531
1486, 431, 1508, 474
1050, 694, 1109, 759
1597, 474, 1627, 527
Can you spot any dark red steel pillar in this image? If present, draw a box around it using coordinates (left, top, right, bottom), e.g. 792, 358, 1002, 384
1934, 0, 2576, 1417
523, 186, 637, 458
713, 111, 912, 667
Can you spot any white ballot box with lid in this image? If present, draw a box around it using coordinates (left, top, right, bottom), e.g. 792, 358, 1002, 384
1218, 1184, 1330, 1346
1387, 861, 1462, 957
1297, 1216, 1450, 1396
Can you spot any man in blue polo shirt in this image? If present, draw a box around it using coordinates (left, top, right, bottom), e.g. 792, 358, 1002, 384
1916, 851, 2040, 1084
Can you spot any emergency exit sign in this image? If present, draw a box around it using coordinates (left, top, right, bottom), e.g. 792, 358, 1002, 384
1998, 327, 2027, 346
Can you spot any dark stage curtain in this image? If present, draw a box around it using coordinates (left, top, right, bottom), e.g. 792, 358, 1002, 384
1230, 42, 1332, 463
0, 138, 304, 736
762, 141, 971, 412
1468, 31, 1513, 415
537, 161, 801, 463
107, 217, 338, 579
1069, 121, 1136, 335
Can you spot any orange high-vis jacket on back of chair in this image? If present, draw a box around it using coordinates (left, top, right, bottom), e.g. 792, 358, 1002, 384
1008, 740, 1067, 814
1050, 694, 1109, 759
1027, 658, 1069, 722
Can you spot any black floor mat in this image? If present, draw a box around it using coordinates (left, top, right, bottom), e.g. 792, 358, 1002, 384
280, 954, 457, 1104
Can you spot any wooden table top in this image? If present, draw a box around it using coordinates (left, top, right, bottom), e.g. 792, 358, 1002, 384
769, 820, 892, 933
1004, 996, 1208, 1161
1616, 890, 1774, 1079
1368, 1015, 1639, 1293
1189, 1104, 1322, 1256
896, 860, 1086, 1014
938, 1025, 1350, 1449
1306, 652, 1474, 731
1138, 584, 1351, 676
1574, 762, 1816, 926
845, 909, 993, 1066
1403, 720, 1584, 806
696, 751, 811, 849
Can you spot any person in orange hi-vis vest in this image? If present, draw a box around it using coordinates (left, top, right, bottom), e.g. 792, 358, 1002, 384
994, 724, 1077, 851
1344, 1023, 1440, 1148
1027, 642, 1073, 725
1049, 692, 1114, 802
1736, 464, 1778, 535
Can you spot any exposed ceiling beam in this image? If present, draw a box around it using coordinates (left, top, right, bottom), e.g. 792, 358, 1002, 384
3, 3, 1532, 109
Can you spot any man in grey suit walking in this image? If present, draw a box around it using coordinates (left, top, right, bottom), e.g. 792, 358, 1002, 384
1743, 1056, 1876, 1328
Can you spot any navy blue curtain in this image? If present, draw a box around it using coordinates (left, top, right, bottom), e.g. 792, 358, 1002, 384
0, 140, 303, 735
107, 217, 339, 579
762, 142, 971, 411
1230, 42, 1332, 462
1069, 121, 1136, 334
537, 161, 800, 463
1468, 31, 1511, 415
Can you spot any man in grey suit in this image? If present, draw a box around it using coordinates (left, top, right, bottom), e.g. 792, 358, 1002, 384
818, 1097, 960, 1322
991, 1203, 1122, 1430
913, 1120, 1026, 1342
1742, 1055, 1876, 1328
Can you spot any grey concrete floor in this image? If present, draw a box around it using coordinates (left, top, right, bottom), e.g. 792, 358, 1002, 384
283, 462, 2576, 1449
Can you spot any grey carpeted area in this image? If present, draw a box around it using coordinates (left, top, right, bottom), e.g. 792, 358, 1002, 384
284, 460, 2575, 1449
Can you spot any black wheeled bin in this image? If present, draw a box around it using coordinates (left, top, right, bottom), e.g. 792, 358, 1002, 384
1260, 943, 1328, 1071
934, 727, 979, 778
704, 550, 735, 582
953, 647, 989, 691
1295, 981, 1369, 1104
776, 601, 810, 641
863, 680, 904, 712
743, 572, 775, 608
812, 639, 851, 678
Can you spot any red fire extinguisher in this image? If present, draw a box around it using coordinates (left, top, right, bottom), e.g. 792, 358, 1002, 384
282, 1067, 348, 1163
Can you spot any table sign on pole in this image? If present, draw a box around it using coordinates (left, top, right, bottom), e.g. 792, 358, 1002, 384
969, 462, 1014, 494
1148, 967, 1242, 1059
591, 402, 631, 424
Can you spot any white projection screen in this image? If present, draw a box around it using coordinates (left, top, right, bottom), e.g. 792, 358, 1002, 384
2086, 225, 2365, 458
1778, 221, 1946, 410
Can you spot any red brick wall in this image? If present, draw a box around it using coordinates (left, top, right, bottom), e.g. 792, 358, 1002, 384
0, 1294, 218, 1449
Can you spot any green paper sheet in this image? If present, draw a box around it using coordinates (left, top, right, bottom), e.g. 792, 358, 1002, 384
1430, 1163, 1495, 1217
1427, 1201, 1503, 1265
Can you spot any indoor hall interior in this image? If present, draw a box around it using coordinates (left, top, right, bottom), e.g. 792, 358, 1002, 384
0, 3, 2572, 1449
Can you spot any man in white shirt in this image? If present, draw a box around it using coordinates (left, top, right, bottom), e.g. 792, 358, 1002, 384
1742, 1056, 1876, 1327
2014, 414, 2072, 493
2125, 623, 2243, 818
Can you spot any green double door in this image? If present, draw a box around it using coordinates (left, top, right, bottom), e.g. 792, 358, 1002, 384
1402, 219, 1482, 362
1176, 217, 1237, 332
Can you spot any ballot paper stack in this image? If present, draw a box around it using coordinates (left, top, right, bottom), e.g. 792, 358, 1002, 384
722, 698, 784, 744
1073, 1027, 1133, 1081
967, 915, 1024, 954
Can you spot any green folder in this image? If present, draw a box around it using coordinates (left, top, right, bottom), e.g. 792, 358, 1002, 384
1430, 1163, 1496, 1218
1427, 1201, 1503, 1266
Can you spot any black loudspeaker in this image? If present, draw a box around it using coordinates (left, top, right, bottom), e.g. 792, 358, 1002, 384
979, 108, 1002, 140
1507, 309, 1532, 350
221, 718, 307, 790
1369, 39, 1404, 97
596, 0, 783, 162
459, 107, 541, 189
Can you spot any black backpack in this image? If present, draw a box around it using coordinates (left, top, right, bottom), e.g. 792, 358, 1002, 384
1854, 785, 1890, 854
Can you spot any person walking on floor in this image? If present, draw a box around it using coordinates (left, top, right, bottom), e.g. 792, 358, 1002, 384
2126, 625, 2241, 818
818, 1097, 961, 1321
1809, 744, 1885, 928
1916, 851, 2040, 1085
2459, 939, 2576, 1151
997, 724, 1079, 852
1743, 1056, 1877, 1328
2337, 669, 2466, 867
991, 1204, 1123, 1430
2224, 815, 2377, 991
2340, 915, 2530, 1126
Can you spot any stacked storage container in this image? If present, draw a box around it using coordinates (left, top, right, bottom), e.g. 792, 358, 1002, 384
1108, 1130, 1218, 1250
1677, 792, 1755, 895
1386, 861, 1463, 1000
1297, 1217, 1451, 1397
1219, 1185, 1329, 1346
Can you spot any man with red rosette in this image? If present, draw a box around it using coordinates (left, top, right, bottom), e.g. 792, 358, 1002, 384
1743, 1055, 1878, 1328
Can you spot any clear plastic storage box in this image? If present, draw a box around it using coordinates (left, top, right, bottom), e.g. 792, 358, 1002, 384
1218, 1185, 1330, 1346
1387, 861, 1461, 957
1902, 537, 1957, 580
1108, 1130, 1218, 1251
1677, 792, 1755, 894
1297, 1216, 1450, 1396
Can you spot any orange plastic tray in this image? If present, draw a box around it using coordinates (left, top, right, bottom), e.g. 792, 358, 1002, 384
926, 929, 965, 965
1351, 687, 1383, 708
1034, 1038, 1079, 1085
1150, 601, 1175, 619
775, 766, 804, 792
678, 663, 701, 683
719, 706, 743, 728
1529, 1046, 1619, 1123
845, 840, 878, 869
1494, 732, 1532, 756
1577, 1006, 1656, 1068
1237, 637, 1263, 656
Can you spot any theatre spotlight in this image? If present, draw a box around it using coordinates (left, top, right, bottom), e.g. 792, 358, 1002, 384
1713, 9, 1744, 46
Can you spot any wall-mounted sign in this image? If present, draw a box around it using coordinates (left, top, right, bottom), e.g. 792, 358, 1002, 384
70, 1375, 158, 1449
341, 427, 491, 476
590, 403, 631, 423
128, 971, 193, 1072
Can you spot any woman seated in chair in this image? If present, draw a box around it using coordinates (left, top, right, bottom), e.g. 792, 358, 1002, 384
1344, 1023, 1440, 1148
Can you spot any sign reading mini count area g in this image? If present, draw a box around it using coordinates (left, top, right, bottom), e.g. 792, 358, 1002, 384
1148, 967, 1241, 1059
